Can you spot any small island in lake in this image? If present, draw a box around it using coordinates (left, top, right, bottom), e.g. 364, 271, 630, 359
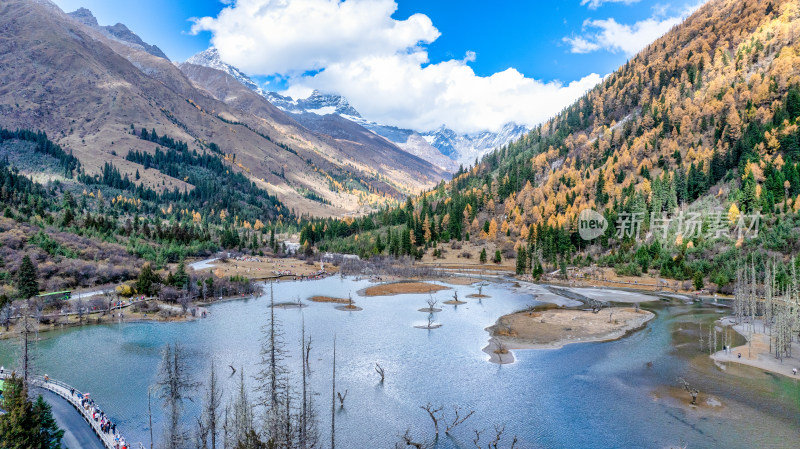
484, 307, 655, 364
361, 281, 449, 297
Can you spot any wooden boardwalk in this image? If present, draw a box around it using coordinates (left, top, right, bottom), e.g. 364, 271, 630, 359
1, 372, 133, 448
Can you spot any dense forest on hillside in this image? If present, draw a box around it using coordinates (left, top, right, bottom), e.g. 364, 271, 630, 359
305, 0, 800, 292
0, 126, 303, 297
2, 0, 800, 299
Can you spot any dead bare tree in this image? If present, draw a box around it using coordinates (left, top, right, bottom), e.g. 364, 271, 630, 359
299, 317, 319, 449
426, 295, 438, 311
678, 377, 699, 405
19, 302, 35, 385
397, 429, 425, 449
156, 342, 201, 449
420, 403, 443, 435
330, 336, 337, 449
0, 297, 12, 331
444, 406, 475, 435
256, 282, 291, 443
375, 363, 385, 383
178, 293, 191, 315
473, 424, 517, 449
201, 360, 223, 449
305, 335, 313, 370
337, 389, 348, 408
494, 341, 508, 363
75, 297, 86, 325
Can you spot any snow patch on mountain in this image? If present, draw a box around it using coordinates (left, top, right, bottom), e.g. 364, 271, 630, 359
184, 47, 527, 171
185, 48, 265, 94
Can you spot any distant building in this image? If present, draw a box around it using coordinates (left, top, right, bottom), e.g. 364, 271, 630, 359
322, 252, 360, 263
284, 241, 301, 255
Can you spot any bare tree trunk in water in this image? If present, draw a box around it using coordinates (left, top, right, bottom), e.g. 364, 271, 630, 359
331, 336, 336, 449
149, 388, 154, 449
204, 360, 222, 449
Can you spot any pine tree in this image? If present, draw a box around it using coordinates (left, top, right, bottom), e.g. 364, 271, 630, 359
174, 260, 189, 290
786, 86, 800, 120
16, 255, 39, 299
137, 263, 161, 297
0, 374, 64, 449
479, 248, 487, 264
516, 247, 527, 275
31, 396, 64, 449
742, 171, 757, 213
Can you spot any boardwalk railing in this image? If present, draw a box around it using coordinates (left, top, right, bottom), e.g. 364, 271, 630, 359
0, 371, 135, 449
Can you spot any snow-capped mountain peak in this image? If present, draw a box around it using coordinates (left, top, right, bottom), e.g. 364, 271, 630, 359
420, 122, 528, 164
185, 47, 529, 170
185, 47, 266, 96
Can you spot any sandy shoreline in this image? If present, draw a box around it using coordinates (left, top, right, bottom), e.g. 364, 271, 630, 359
0, 294, 258, 340
484, 307, 655, 364
711, 319, 800, 379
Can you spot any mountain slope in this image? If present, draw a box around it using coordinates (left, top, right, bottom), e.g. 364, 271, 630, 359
178, 61, 448, 190
185, 48, 457, 172
0, 0, 446, 217
68, 7, 169, 60
184, 48, 524, 170
266, 89, 528, 169
307, 0, 800, 284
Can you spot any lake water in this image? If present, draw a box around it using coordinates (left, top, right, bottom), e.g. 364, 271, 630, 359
1, 277, 798, 448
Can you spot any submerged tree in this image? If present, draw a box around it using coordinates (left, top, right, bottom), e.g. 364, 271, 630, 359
255, 282, 292, 446
199, 360, 223, 449
157, 342, 200, 449
232, 368, 256, 446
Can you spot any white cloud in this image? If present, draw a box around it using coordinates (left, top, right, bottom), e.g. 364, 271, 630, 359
580, 0, 641, 10
565, 2, 705, 55
292, 54, 603, 134
191, 0, 440, 76
190, 0, 602, 134
563, 35, 602, 54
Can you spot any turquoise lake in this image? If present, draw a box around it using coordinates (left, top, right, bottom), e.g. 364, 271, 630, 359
1, 277, 798, 448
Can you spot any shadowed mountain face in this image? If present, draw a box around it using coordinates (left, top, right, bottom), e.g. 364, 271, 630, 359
0, 0, 447, 217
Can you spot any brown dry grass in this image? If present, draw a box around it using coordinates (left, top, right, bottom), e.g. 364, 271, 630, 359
309, 295, 349, 304
362, 281, 449, 297
416, 241, 516, 271
444, 277, 482, 285
195, 258, 338, 279
336, 304, 363, 311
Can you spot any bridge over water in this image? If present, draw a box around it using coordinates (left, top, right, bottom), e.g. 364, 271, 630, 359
0, 371, 137, 449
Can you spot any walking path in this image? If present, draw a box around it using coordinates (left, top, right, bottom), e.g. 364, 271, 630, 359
711, 319, 800, 378
38, 389, 106, 449
0, 372, 136, 449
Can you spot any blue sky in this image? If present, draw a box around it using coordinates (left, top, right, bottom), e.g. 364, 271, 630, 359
53, 0, 702, 133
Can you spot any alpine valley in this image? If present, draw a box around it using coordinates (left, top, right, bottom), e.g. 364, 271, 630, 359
2, 1, 800, 449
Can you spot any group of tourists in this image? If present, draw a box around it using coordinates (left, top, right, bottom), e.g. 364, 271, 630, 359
70, 387, 127, 448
